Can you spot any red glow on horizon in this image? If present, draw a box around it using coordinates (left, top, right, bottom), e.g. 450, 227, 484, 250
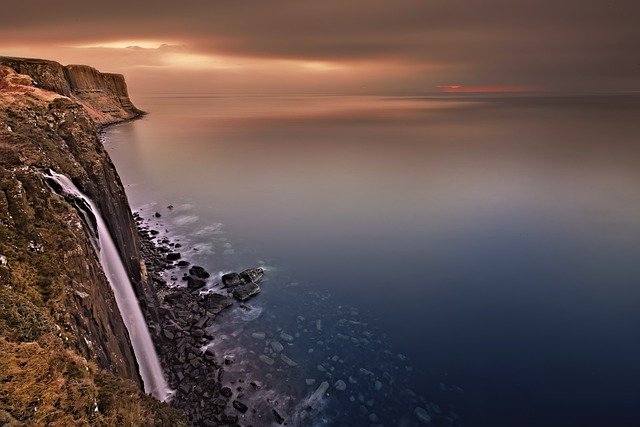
437, 84, 538, 93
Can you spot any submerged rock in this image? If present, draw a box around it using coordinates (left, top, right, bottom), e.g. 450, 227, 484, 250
259, 355, 275, 365
281, 354, 298, 367
307, 381, 330, 409
415, 407, 432, 424
334, 380, 347, 391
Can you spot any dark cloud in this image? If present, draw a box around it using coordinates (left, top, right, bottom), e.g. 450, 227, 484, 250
1, 0, 638, 92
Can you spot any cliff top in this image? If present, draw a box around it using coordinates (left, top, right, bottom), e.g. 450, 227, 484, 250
0, 56, 143, 126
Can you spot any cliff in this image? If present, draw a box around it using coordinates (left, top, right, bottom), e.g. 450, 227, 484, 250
0, 56, 144, 126
0, 62, 182, 424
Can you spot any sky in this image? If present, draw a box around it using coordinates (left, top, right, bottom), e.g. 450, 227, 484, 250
0, 0, 638, 95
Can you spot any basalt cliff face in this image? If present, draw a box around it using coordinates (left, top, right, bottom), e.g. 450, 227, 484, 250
0, 56, 144, 125
0, 58, 182, 425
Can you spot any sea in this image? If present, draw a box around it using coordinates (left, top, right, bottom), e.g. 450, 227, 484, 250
104, 94, 640, 427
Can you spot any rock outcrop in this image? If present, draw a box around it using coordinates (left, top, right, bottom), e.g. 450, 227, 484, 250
0, 61, 180, 424
0, 56, 144, 125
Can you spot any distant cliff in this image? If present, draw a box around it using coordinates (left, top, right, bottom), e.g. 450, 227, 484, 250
0, 60, 183, 424
0, 56, 144, 125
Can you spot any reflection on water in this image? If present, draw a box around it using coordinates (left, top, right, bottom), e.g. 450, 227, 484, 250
106, 95, 640, 426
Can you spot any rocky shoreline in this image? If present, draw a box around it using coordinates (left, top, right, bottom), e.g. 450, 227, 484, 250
134, 210, 286, 426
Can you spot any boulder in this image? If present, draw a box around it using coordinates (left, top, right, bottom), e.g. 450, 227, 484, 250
232, 400, 248, 413
166, 252, 181, 261
239, 267, 264, 284
273, 409, 285, 424
189, 265, 210, 279
221, 272, 242, 288
186, 275, 206, 289
202, 293, 233, 313
232, 282, 261, 301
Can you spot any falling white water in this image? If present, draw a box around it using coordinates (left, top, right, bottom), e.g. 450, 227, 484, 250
48, 171, 172, 401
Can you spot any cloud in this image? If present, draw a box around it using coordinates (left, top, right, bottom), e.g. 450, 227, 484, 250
0, 0, 638, 93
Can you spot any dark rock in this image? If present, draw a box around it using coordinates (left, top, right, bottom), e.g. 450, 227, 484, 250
273, 409, 285, 424
154, 212, 162, 217
167, 204, 174, 210
232, 400, 248, 413
186, 275, 207, 289
212, 398, 227, 408
239, 267, 264, 284
163, 329, 175, 340
202, 293, 233, 313
166, 252, 181, 261
221, 414, 238, 424
150, 229, 160, 235
220, 387, 233, 398
189, 265, 210, 279
177, 260, 190, 267
221, 272, 242, 288
232, 282, 261, 301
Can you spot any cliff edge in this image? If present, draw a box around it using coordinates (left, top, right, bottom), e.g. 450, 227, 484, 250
0, 56, 144, 126
0, 61, 182, 424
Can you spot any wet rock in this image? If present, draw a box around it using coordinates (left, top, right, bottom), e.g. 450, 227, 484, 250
221, 272, 242, 287
232, 400, 248, 413
221, 414, 238, 424
415, 407, 432, 424
305, 379, 316, 386
239, 267, 264, 284
202, 293, 233, 313
281, 354, 298, 367
270, 341, 284, 352
166, 252, 181, 261
251, 332, 266, 339
189, 265, 210, 279
280, 332, 294, 342
273, 409, 285, 424
259, 355, 275, 365
186, 275, 207, 289
334, 380, 347, 391
220, 387, 232, 398
232, 282, 261, 301
306, 381, 330, 409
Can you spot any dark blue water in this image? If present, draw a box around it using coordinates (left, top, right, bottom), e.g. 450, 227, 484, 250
105, 95, 640, 426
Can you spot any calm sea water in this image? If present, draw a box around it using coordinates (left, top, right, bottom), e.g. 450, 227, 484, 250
105, 95, 640, 426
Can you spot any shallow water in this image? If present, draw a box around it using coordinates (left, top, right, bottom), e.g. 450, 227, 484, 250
105, 95, 640, 426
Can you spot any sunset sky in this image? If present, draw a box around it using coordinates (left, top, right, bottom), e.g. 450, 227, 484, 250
1, 0, 638, 95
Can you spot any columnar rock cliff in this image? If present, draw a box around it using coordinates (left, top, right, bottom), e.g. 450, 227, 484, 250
0, 56, 144, 125
0, 59, 182, 424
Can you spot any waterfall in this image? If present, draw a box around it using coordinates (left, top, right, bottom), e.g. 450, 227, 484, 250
46, 171, 172, 401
